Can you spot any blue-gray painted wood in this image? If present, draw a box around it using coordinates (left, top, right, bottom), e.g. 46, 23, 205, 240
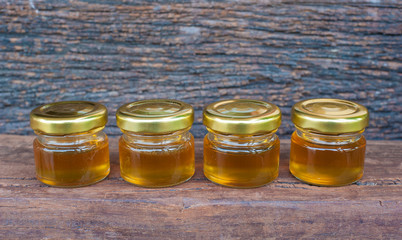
0, 0, 401, 139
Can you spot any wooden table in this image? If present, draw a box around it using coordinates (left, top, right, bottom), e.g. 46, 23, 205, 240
0, 135, 401, 239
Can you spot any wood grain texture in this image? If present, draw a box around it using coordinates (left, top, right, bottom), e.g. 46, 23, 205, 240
0, 0, 401, 139
0, 134, 401, 239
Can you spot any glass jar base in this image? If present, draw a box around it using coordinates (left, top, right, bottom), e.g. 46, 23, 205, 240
121, 173, 194, 188
204, 172, 277, 188
289, 169, 363, 187
36, 170, 110, 188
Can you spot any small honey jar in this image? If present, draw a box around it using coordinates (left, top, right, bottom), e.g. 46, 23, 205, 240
30, 101, 110, 187
203, 99, 281, 188
290, 98, 369, 186
116, 99, 195, 187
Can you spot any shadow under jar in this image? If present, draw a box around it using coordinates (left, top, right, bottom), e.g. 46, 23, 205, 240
203, 99, 281, 188
30, 101, 110, 187
289, 98, 369, 186
116, 99, 195, 188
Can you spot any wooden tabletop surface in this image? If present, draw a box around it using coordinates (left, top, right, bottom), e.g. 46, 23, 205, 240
0, 134, 401, 239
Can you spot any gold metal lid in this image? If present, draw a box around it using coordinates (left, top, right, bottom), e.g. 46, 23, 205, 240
30, 101, 108, 135
292, 98, 369, 134
203, 99, 281, 135
116, 99, 194, 134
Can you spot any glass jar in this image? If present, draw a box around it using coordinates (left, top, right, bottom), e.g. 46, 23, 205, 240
30, 101, 110, 187
116, 99, 195, 187
203, 99, 281, 188
289, 98, 369, 186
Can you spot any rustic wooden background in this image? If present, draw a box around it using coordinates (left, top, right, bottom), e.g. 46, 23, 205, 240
0, 0, 401, 139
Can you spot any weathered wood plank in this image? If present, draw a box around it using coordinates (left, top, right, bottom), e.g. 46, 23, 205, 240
0, 135, 401, 239
0, 0, 401, 140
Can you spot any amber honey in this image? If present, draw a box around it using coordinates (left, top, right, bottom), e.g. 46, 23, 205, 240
30, 101, 110, 187
119, 133, 195, 187
290, 131, 366, 186
33, 135, 110, 187
204, 133, 280, 188
290, 98, 369, 186
203, 99, 282, 188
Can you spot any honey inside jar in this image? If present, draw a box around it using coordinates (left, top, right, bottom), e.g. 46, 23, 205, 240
290, 131, 366, 186
30, 101, 110, 187
119, 131, 194, 187
33, 132, 110, 187
289, 98, 369, 186
204, 132, 280, 188
203, 99, 281, 188
116, 99, 195, 187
